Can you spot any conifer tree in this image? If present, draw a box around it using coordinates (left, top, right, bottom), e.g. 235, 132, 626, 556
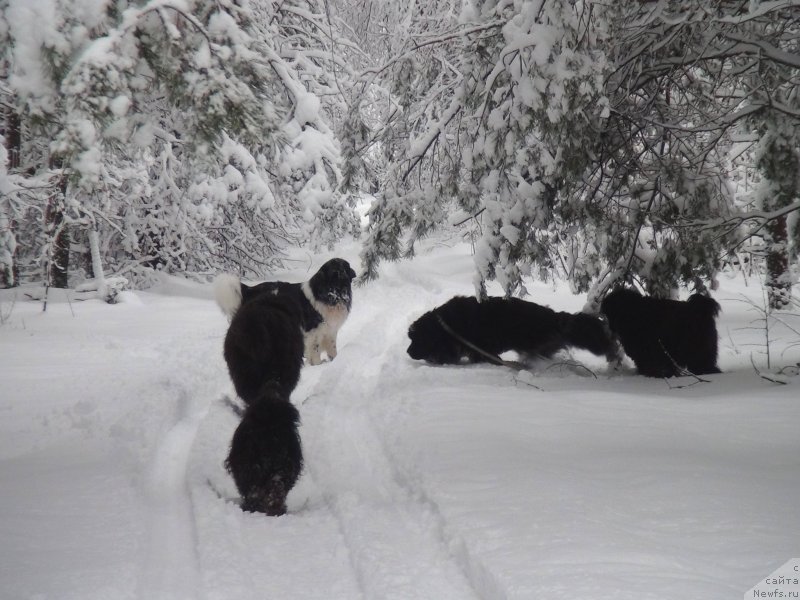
2, 0, 356, 288
358, 0, 800, 303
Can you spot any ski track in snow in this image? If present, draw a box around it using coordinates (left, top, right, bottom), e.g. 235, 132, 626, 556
371, 401, 512, 600
134, 321, 232, 600
186, 389, 365, 600
296, 272, 496, 600
138, 385, 206, 600
184, 324, 365, 599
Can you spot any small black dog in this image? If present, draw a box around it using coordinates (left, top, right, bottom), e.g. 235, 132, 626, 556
600, 288, 721, 377
407, 295, 615, 365
225, 388, 302, 516
215, 258, 356, 365
223, 293, 305, 516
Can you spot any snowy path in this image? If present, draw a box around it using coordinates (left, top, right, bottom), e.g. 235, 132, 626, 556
185, 268, 487, 600
296, 285, 483, 600
186, 389, 365, 600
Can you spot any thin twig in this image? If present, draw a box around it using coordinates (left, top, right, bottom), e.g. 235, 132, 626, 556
452, 208, 486, 227
65, 287, 75, 318
750, 353, 788, 385
544, 360, 598, 379
658, 339, 712, 386
664, 375, 711, 389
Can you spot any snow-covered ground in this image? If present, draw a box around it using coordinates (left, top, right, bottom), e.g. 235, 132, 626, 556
1, 241, 798, 600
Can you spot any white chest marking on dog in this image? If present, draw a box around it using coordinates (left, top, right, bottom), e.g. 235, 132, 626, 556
302, 282, 349, 330
302, 282, 350, 364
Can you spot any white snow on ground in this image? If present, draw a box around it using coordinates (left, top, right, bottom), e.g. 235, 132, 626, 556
1, 241, 798, 600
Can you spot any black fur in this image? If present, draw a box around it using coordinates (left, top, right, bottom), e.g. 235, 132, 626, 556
241, 279, 323, 332
241, 258, 356, 334
407, 296, 614, 365
600, 288, 721, 377
223, 294, 304, 403
223, 293, 304, 516
225, 390, 303, 516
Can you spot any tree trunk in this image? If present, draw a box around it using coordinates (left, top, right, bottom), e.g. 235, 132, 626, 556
2, 106, 20, 287
5, 109, 21, 170
765, 214, 791, 310
88, 228, 106, 292
45, 174, 70, 289
0, 215, 15, 288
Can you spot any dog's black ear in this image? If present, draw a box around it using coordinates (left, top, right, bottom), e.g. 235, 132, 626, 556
347, 265, 356, 280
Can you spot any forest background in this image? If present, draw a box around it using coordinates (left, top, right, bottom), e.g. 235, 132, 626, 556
2, 0, 799, 310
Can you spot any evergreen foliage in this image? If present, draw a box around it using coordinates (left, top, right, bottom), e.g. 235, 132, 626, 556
355, 0, 800, 303
1, 0, 799, 303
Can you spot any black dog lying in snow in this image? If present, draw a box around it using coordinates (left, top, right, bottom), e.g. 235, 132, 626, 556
407, 295, 615, 365
600, 288, 721, 378
222, 293, 305, 516
215, 258, 356, 365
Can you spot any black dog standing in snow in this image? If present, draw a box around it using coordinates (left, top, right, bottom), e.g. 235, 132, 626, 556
215, 258, 356, 365
600, 288, 721, 378
222, 293, 305, 516
407, 296, 615, 365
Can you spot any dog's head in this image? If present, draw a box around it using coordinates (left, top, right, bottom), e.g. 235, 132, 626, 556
407, 310, 461, 364
599, 287, 641, 327
309, 258, 357, 307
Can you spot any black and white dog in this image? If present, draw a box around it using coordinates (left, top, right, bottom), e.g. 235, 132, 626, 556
223, 292, 305, 516
600, 288, 721, 377
407, 295, 615, 365
214, 258, 356, 365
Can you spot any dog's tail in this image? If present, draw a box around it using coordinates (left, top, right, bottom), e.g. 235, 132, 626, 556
213, 273, 243, 319
225, 388, 303, 516
688, 293, 721, 318
561, 312, 615, 357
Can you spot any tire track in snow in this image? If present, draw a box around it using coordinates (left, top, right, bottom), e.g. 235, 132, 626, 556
297, 285, 484, 600
138, 386, 208, 600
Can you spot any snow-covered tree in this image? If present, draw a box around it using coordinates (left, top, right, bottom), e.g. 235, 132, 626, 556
2, 0, 356, 288
753, 122, 800, 310
360, 0, 612, 295
359, 0, 800, 303
354, 0, 486, 281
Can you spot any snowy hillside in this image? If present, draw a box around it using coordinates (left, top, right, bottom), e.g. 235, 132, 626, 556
1, 241, 798, 600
